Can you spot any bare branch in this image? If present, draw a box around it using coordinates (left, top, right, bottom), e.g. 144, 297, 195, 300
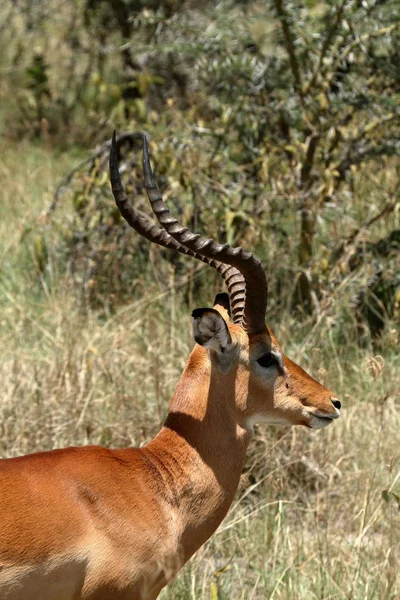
304, 0, 348, 96
325, 24, 399, 87
331, 199, 398, 264
47, 132, 145, 215
300, 134, 320, 189
273, 0, 303, 99
336, 139, 400, 182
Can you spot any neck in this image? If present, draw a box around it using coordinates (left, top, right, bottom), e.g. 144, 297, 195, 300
144, 346, 251, 562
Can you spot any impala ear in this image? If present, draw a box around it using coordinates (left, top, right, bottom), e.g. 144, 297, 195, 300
213, 292, 231, 316
192, 308, 232, 353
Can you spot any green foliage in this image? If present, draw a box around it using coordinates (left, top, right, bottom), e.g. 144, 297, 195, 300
0, 29, 399, 596
0, 0, 399, 333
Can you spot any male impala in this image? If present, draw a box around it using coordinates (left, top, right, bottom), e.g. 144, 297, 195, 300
0, 133, 341, 600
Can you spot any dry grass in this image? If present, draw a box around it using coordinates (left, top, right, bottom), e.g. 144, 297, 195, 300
0, 141, 399, 599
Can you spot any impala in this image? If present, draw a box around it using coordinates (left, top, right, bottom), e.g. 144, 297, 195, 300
0, 133, 341, 600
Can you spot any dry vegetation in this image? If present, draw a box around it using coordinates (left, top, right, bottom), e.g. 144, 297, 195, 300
0, 141, 399, 599
0, 0, 399, 597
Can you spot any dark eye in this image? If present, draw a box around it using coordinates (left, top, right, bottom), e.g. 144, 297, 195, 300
257, 353, 279, 369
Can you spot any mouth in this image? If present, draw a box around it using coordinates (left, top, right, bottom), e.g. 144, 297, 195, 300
309, 410, 340, 429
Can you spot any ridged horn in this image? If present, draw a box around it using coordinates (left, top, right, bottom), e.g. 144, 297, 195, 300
109, 132, 246, 324
142, 135, 268, 333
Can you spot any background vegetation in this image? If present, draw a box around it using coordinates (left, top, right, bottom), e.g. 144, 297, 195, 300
0, 0, 399, 598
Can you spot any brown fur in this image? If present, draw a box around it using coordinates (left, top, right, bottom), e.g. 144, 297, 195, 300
0, 309, 340, 599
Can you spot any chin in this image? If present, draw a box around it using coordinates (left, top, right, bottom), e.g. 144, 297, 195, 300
309, 415, 335, 429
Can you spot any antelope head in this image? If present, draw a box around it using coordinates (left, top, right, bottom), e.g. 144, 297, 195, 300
109, 133, 341, 433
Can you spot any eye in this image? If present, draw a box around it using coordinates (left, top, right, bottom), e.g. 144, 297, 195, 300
257, 353, 279, 369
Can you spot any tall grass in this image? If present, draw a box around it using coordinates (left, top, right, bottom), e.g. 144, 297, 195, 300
0, 140, 399, 599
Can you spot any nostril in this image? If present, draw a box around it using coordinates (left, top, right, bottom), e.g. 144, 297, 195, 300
331, 398, 341, 410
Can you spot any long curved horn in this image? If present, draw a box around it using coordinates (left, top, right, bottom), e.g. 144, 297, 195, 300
142, 136, 268, 334
109, 132, 246, 323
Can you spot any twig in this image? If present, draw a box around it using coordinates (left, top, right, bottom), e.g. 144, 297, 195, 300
273, 0, 303, 99
303, 0, 349, 96
330, 200, 398, 263
345, 113, 399, 150
47, 132, 145, 215
325, 24, 399, 87
300, 134, 320, 188
336, 139, 400, 182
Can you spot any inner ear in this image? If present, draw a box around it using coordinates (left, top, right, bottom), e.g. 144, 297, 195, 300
192, 308, 232, 353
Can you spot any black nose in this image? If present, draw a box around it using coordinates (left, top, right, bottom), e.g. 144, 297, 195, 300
331, 399, 341, 410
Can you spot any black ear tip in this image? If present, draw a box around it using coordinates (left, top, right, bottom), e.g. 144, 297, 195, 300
214, 293, 230, 314
192, 308, 211, 319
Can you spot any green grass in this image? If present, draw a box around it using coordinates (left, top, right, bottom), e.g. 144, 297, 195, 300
0, 140, 399, 599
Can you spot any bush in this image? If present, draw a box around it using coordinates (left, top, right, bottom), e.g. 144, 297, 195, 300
1, 0, 399, 336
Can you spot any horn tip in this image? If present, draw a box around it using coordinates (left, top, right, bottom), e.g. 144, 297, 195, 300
110, 130, 118, 161
111, 130, 117, 151
142, 134, 150, 167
